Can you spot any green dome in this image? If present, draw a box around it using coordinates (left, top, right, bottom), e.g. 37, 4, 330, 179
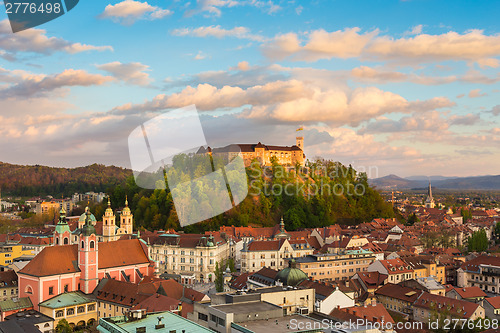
55, 223, 70, 234
275, 259, 308, 286
79, 212, 96, 223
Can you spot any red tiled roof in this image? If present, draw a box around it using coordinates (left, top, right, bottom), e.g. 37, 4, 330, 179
355, 272, 387, 288
413, 292, 480, 319
0, 270, 18, 287
375, 283, 422, 303
131, 293, 181, 313
461, 255, 500, 272
247, 239, 284, 251
330, 304, 395, 324
230, 273, 250, 290
299, 279, 336, 297
450, 287, 487, 299
379, 258, 414, 274
19, 239, 151, 277
94, 279, 148, 307
138, 279, 206, 302
485, 296, 500, 309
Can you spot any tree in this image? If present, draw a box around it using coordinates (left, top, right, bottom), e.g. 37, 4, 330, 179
406, 213, 419, 226
467, 229, 489, 252
56, 319, 73, 333
214, 261, 224, 292
494, 221, 500, 244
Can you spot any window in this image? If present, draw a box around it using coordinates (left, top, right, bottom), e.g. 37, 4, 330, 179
25, 285, 33, 295
81, 241, 85, 249
49, 287, 54, 295
88, 304, 95, 311
64, 284, 69, 292
67, 308, 75, 315
56, 311, 64, 318
78, 306, 85, 313
181, 258, 185, 263
63, 238, 69, 245
2, 290, 5, 296
90, 241, 95, 249
198, 313, 208, 321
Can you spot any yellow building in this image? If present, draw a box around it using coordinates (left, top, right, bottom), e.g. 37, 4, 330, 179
405, 257, 446, 284
0, 243, 34, 266
37, 201, 60, 216
39, 291, 97, 329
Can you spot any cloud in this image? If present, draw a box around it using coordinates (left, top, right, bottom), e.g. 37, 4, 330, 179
0, 20, 112, 59
449, 113, 481, 125
468, 88, 487, 98
172, 25, 265, 42
350, 66, 457, 85
295, 5, 303, 15
263, 28, 378, 61
359, 111, 450, 134
193, 51, 207, 60
114, 80, 313, 113
407, 24, 423, 35
99, 0, 172, 25
96, 61, 152, 86
0, 69, 114, 98
185, 0, 280, 17
262, 27, 500, 66
488, 105, 500, 116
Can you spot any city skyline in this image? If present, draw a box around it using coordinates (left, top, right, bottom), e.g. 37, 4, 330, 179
0, 0, 499, 177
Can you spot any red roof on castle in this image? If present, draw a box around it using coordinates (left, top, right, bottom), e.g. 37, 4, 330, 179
18, 239, 151, 277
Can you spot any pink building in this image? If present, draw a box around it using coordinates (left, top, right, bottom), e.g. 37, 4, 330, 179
18, 209, 155, 310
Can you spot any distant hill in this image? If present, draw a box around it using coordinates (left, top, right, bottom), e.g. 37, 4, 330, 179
0, 162, 132, 197
370, 174, 500, 190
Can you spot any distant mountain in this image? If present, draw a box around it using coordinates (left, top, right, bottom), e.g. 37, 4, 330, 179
405, 175, 457, 181
0, 162, 132, 197
370, 174, 500, 190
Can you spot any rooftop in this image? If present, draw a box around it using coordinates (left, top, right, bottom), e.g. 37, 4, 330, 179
233, 314, 323, 333
39, 291, 95, 309
212, 301, 281, 315
98, 311, 212, 333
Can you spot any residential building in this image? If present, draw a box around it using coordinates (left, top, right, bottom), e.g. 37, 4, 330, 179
2, 310, 53, 333
293, 249, 376, 281
0, 271, 18, 302
400, 277, 446, 296
405, 256, 446, 284
446, 286, 486, 303
0, 243, 33, 266
299, 280, 354, 314
38, 291, 97, 327
0, 297, 33, 321
412, 292, 485, 322
375, 283, 422, 318
482, 296, 500, 320
241, 237, 313, 273
352, 271, 387, 294
457, 255, 500, 294
329, 303, 395, 329
148, 232, 231, 283
368, 259, 414, 284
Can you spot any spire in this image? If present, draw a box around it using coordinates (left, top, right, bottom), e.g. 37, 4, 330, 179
280, 216, 285, 232
122, 195, 131, 215
125, 195, 128, 207
427, 181, 433, 200
105, 196, 113, 216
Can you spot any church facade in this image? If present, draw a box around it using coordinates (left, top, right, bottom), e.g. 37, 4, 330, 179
18, 208, 156, 310
54, 198, 133, 245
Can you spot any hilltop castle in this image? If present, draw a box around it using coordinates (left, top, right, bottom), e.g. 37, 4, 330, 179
197, 136, 305, 166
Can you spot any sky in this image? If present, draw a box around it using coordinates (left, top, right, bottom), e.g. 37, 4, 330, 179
0, 0, 499, 178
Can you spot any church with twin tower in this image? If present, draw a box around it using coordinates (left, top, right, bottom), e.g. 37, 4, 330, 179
54, 197, 133, 245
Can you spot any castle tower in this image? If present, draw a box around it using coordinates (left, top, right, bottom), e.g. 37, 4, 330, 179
424, 181, 436, 209
54, 206, 71, 245
102, 197, 116, 242
120, 196, 133, 235
296, 136, 304, 150
78, 208, 98, 294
